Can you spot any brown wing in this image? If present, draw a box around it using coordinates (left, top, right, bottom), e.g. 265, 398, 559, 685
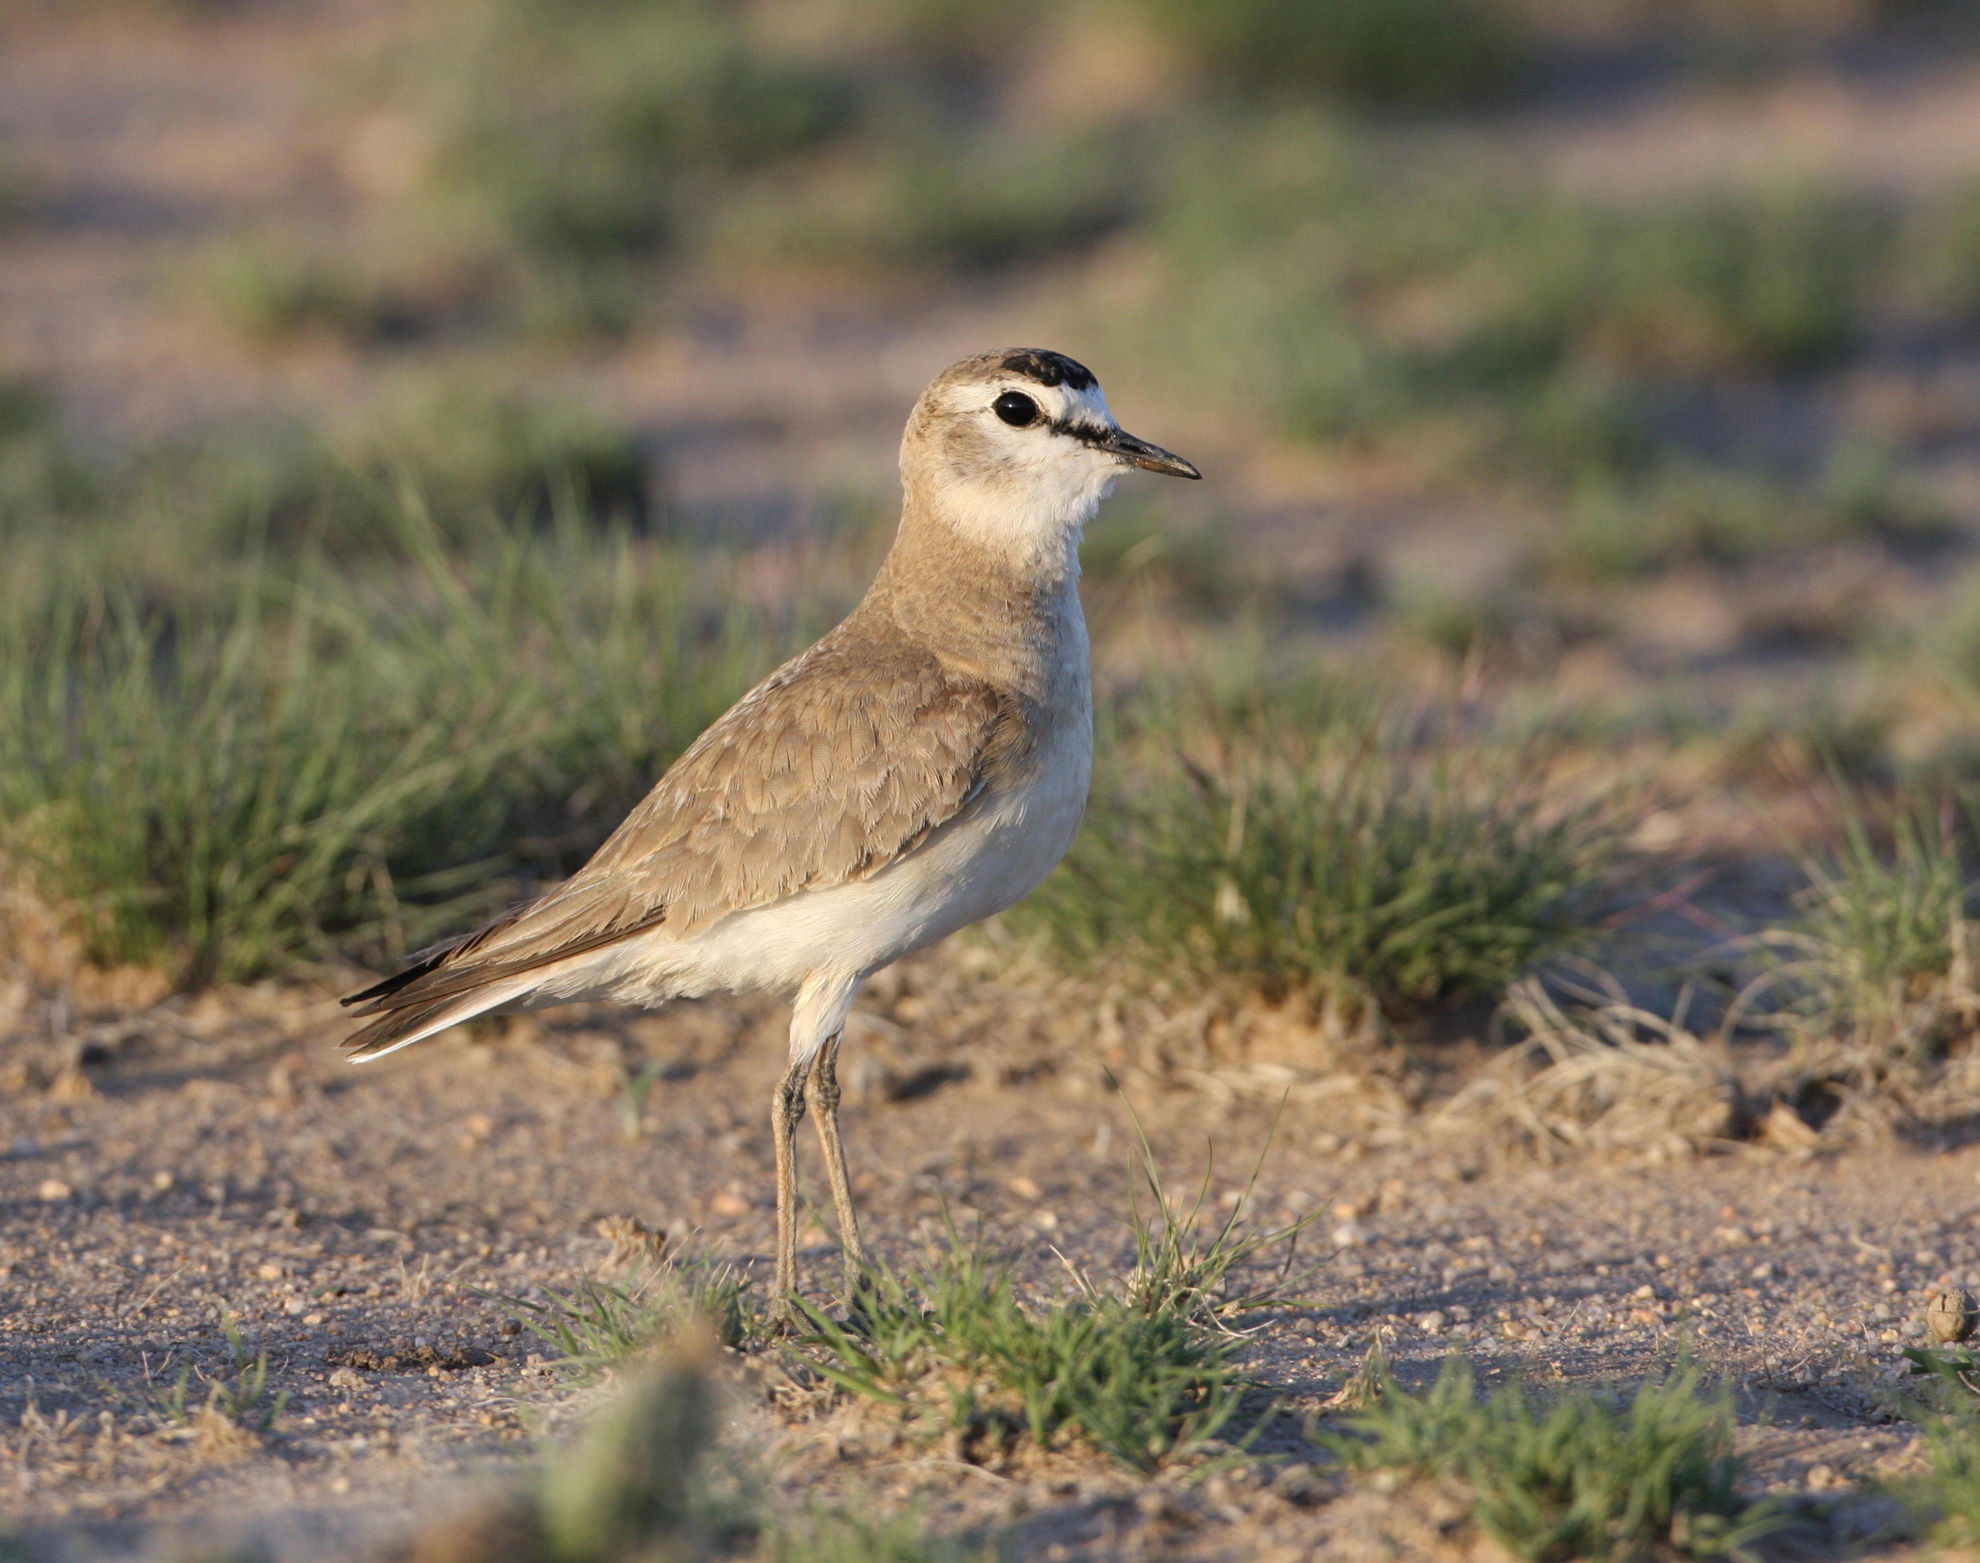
342, 620, 1026, 1022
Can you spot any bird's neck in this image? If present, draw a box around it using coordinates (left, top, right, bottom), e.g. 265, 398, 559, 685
868, 492, 1087, 693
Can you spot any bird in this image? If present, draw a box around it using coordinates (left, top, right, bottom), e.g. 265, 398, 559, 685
339, 348, 1200, 1319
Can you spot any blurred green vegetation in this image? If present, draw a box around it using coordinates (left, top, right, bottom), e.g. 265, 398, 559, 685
0, 504, 811, 984
1154, 0, 1526, 105
1130, 126, 1943, 502
187, 382, 655, 551
0, 381, 98, 534
0, 146, 22, 227
1761, 790, 1980, 1101
182, 0, 1980, 595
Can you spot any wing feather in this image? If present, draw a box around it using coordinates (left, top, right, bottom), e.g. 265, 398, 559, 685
341, 618, 1026, 1030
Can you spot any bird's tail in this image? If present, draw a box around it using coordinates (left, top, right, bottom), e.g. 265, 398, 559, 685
340, 926, 543, 1061
341, 975, 539, 1061
339, 895, 642, 1060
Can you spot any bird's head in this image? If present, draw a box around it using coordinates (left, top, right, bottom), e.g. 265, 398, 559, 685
899, 349, 1200, 578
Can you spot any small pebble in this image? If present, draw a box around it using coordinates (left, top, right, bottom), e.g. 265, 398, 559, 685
1928, 1289, 1978, 1344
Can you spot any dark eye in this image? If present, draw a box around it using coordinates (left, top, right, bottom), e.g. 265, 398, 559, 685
992, 390, 1039, 428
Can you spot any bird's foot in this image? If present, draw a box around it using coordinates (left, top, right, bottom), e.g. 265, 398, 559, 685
764, 1293, 810, 1339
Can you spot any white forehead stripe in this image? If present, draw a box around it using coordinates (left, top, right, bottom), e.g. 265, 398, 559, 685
1060, 381, 1113, 427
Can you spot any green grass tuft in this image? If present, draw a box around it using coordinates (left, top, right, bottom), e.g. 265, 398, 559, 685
1015, 682, 1619, 1020
0, 507, 786, 983
1326, 1354, 1776, 1560
1108, 1092, 1321, 1325
798, 1114, 1308, 1472
1761, 790, 1979, 1086
797, 1230, 1246, 1471
534, 1340, 727, 1561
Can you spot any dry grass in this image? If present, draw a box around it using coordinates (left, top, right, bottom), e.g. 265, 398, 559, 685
1434, 971, 1740, 1162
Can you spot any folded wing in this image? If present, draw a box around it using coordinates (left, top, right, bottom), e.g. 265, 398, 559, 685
341, 621, 1024, 1055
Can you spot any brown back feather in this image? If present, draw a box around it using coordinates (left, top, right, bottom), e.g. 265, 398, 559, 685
340, 608, 1030, 1032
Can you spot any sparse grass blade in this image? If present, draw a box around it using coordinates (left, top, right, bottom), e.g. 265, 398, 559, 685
148, 1311, 288, 1440
507, 1250, 762, 1377
1108, 1087, 1322, 1325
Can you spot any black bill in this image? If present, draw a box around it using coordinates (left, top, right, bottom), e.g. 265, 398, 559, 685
1097, 426, 1202, 479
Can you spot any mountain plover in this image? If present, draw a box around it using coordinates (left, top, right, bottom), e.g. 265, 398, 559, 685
341, 348, 1200, 1315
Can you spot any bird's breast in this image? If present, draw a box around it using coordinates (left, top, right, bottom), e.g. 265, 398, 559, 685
598, 587, 1092, 1000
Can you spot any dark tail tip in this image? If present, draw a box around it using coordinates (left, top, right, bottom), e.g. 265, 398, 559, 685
341, 947, 454, 1013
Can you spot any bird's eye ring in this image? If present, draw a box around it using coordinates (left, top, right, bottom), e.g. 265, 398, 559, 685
992, 390, 1039, 428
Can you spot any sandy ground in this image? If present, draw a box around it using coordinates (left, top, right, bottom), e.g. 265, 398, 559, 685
0, 945, 1963, 1560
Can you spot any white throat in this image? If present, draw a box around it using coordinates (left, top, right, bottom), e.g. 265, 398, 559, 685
925, 458, 1116, 583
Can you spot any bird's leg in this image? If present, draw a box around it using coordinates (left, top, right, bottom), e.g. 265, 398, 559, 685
805, 1032, 867, 1296
769, 1052, 813, 1329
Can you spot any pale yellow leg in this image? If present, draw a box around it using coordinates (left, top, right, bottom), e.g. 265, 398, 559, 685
805, 1032, 867, 1294
768, 1052, 812, 1328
